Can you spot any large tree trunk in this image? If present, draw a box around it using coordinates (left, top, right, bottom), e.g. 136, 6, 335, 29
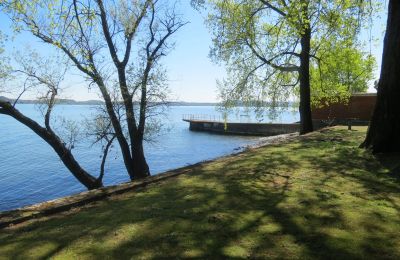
132, 138, 150, 179
117, 66, 151, 180
362, 0, 400, 153
0, 102, 102, 190
299, 26, 314, 135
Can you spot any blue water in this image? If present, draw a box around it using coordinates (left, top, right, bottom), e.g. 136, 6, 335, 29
0, 105, 299, 211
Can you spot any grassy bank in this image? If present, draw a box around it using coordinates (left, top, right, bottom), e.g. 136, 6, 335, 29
1, 127, 400, 259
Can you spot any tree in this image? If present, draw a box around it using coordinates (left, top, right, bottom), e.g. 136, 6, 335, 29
362, 0, 400, 153
0, 51, 103, 189
1, 0, 185, 183
311, 41, 376, 107
193, 0, 371, 134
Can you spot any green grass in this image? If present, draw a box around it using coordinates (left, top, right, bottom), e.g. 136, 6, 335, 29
1, 126, 400, 259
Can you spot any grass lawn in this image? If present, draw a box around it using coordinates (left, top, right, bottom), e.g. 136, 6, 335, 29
1, 126, 400, 259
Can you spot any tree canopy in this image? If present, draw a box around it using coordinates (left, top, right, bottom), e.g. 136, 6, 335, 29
311, 41, 376, 107
192, 0, 376, 130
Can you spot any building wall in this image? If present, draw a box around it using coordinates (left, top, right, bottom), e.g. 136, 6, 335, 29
312, 94, 377, 121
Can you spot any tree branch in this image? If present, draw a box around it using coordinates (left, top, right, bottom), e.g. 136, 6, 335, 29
96, 0, 121, 65
122, 0, 152, 66
245, 40, 299, 72
259, 0, 286, 16
98, 135, 116, 183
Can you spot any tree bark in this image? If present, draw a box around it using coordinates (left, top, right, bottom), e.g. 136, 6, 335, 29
362, 0, 400, 153
95, 79, 136, 179
132, 138, 150, 179
299, 26, 314, 134
0, 102, 102, 190
116, 65, 151, 180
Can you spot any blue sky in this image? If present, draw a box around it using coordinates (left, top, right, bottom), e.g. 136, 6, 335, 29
0, 1, 388, 102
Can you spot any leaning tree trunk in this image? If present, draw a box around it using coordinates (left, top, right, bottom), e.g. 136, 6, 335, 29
362, 0, 400, 153
0, 102, 102, 190
299, 26, 314, 135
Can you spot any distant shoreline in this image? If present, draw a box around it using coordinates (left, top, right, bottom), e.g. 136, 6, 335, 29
0, 96, 219, 106
0, 96, 296, 107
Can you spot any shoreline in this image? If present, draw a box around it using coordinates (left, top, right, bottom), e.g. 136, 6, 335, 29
4, 126, 400, 259
0, 131, 302, 229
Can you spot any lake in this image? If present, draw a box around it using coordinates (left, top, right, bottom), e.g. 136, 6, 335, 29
0, 105, 299, 211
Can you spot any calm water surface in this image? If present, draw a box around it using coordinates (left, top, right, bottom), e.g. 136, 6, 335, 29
0, 105, 299, 211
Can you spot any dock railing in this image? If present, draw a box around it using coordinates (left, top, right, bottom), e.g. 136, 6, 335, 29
182, 114, 222, 122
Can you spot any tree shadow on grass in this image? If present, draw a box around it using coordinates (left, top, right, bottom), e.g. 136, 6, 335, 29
1, 127, 400, 259
375, 153, 400, 179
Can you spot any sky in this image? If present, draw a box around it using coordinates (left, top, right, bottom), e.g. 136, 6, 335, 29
0, 1, 388, 102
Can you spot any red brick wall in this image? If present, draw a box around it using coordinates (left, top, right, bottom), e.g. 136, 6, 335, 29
312, 95, 377, 121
